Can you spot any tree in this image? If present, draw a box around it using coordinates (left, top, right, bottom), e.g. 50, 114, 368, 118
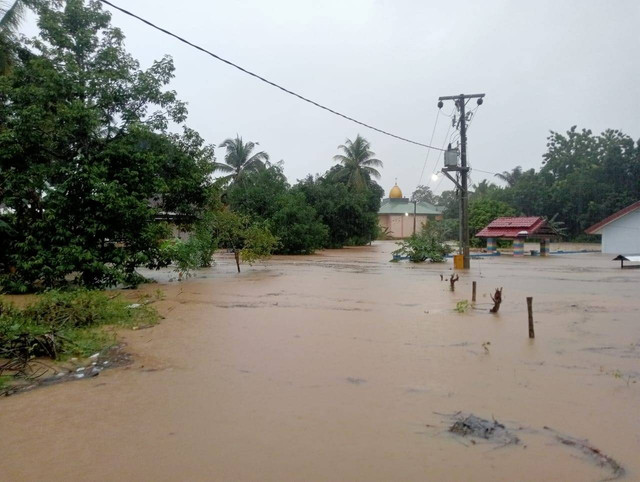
411, 185, 437, 204
437, 189, 460, 220
214, 135, 269, 183
226, 162, 289, 219
469, 199, 516, 241
494, 166, 524, 187
0, 0, 30, 75
332, 134, 383, 190
0, 0, 214, 292
225, 163, 328, 254
213, 210, 278, 273
295, 173, 383, 247
268, 192, 328, 254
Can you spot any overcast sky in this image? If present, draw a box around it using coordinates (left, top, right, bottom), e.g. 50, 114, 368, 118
25, 0, 640, 197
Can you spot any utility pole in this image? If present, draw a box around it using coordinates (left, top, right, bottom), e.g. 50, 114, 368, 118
438, 93, 485, 269
413, 200, 417, 235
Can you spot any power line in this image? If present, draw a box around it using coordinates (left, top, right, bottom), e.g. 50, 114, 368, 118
428, 117, 454, 184
98, 0, 445, 152
470, 167, 499, 175
416, 109, 441, 186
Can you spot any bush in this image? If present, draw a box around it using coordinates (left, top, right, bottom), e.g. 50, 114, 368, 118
392, 222, 452, 263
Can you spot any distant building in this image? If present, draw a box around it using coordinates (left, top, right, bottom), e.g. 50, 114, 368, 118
585, 201, 640, 254
378, 183, 443, 238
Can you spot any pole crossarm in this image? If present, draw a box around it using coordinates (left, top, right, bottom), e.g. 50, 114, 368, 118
438, 93, 486, 101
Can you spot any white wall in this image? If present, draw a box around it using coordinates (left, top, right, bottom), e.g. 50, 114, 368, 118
601, 209, 640, 254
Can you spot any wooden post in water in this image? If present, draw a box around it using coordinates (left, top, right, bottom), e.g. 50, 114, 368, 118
527, 297, 535, 338
472, 281, 477, 302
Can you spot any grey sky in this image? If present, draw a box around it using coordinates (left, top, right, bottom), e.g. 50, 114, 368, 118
25, 0, 640, 197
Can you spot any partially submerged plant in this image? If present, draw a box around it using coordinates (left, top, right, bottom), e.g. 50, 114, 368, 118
0, 290, 159, 380
455, 300, 470, 313
392, 222, 452, 263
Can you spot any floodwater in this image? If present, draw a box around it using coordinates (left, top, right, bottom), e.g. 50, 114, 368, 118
1, 241, 639, 481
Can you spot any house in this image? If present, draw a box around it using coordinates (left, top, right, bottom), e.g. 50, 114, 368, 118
378, 183, 443, 238
585, 201, 640, 254
476, 216, 560, 256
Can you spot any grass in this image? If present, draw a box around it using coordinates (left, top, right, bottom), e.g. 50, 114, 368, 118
0, 289, 160, 387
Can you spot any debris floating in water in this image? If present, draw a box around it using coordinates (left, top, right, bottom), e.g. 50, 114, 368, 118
449, 413, 520, 446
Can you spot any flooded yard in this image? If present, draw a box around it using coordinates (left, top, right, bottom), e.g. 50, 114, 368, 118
1, 241, 639, 481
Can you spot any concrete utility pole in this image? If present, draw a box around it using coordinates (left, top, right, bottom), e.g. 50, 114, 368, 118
413, 200, 417, 235
438, 93, 485, 269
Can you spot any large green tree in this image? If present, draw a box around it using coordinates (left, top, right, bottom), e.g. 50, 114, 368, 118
226, 163, 328, 254
411, 185, 437, 204
0, 0, 214, 291
332, 134, 383, 190
295, 171, 383, 247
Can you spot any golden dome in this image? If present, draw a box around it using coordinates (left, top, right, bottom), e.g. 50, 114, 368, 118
389, 183, 403, 198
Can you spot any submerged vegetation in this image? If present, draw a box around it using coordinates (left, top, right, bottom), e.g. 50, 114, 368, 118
0, 289, 159, 388
392, 221, 452, 262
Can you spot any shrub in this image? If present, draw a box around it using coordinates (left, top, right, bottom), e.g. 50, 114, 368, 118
392, 222, 452, 263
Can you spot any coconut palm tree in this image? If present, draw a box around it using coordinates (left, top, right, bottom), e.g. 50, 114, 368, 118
494, 166, 523, 187
333, 134, 383, 190
214, 135, 269, 184
0, 0, 28, 75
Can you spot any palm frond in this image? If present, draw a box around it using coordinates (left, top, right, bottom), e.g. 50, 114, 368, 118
0, 1, 26, 32
361, 158, 383, 168
212, 162, 234, 173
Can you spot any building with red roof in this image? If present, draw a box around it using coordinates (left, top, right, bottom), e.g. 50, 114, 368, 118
585, 201, 640, 254
476, 216, 561, 256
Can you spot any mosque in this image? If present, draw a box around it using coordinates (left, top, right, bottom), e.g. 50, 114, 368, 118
378, 182, 443, 238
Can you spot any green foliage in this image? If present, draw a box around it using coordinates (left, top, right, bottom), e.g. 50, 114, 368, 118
226, 161, 379, 254
214, 135, 269, 184
268, 192, 328, 254
392, 222, 452, 263
332, 134, 383, 190
295, 172, 383, 247
0, 289, 159, 372
212, 210, 277, 272
411, 185, 438, 204
159, 237, 205, 279
240, 223, 279, 264
0, 0, 214, 292
455, 300, 470, 313
226, 163, 289, 219
469, 198, 516, 245
436, 127, 640, 240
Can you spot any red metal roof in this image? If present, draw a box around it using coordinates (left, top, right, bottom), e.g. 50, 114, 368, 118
476, 216, 548, 238
585, 200, 640, 234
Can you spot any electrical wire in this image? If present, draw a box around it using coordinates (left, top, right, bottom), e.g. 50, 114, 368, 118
98, 0, 445, 151
416, 109, 441, 187
428, 119, 453, 184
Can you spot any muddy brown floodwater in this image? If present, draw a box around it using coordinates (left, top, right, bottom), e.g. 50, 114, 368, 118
1, 241, 639, 481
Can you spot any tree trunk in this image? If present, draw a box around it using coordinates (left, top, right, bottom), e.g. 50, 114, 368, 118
234, 251, 241, 273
